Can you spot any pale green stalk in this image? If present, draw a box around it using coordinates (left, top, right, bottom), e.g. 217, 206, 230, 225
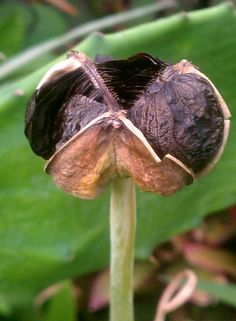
110, 178, 136, 321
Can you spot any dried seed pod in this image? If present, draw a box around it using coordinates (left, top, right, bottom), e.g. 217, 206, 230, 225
25, 51, 230, 199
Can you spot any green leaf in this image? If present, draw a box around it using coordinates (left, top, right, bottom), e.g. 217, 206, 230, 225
0, 2, 30, 57
25, 4, 68, 47
41, 281, 77, 321
0, 293, 11, 316
0, 2, 236, 310
198, 280, 236, 308
0, 2, 68, 82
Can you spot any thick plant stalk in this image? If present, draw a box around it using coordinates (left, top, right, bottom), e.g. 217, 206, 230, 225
110, 178, 136, 321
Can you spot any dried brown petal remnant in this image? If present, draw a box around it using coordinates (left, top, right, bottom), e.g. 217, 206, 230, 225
25, 51, 230, 199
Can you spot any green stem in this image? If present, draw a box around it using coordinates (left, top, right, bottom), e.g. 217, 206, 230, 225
110, 178, 136, 321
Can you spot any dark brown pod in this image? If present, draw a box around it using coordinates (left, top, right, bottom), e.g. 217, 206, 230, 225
126, 60, 230, 177
25, 52, 230, 199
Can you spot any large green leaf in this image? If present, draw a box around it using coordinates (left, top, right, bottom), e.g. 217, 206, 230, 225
25, 4, 68, 47
0, 3, 236, 310
41, 281, 77, 321
0, 2, 30, 57
198, 280, 236, 308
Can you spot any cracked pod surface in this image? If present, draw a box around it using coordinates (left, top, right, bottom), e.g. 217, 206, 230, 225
25, 52, 230, 199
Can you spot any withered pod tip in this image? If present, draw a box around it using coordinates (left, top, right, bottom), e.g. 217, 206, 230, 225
25, 51, 230, 199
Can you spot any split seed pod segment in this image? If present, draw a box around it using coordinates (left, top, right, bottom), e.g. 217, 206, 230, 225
25, 51, 230, 199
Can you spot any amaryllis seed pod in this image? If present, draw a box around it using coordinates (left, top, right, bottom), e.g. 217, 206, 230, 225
25, 51, 230, 199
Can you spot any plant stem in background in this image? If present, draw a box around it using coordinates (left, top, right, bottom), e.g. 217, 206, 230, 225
110, 178, 136, 321
0, 1, 176, 81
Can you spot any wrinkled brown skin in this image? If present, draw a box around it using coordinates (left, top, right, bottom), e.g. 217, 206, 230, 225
46, 120, 193, 199
25, 52, 230, 199
129, 71, 225, 173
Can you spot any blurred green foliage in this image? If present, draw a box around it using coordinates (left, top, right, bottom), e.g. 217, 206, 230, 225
0, 1, 236, 320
